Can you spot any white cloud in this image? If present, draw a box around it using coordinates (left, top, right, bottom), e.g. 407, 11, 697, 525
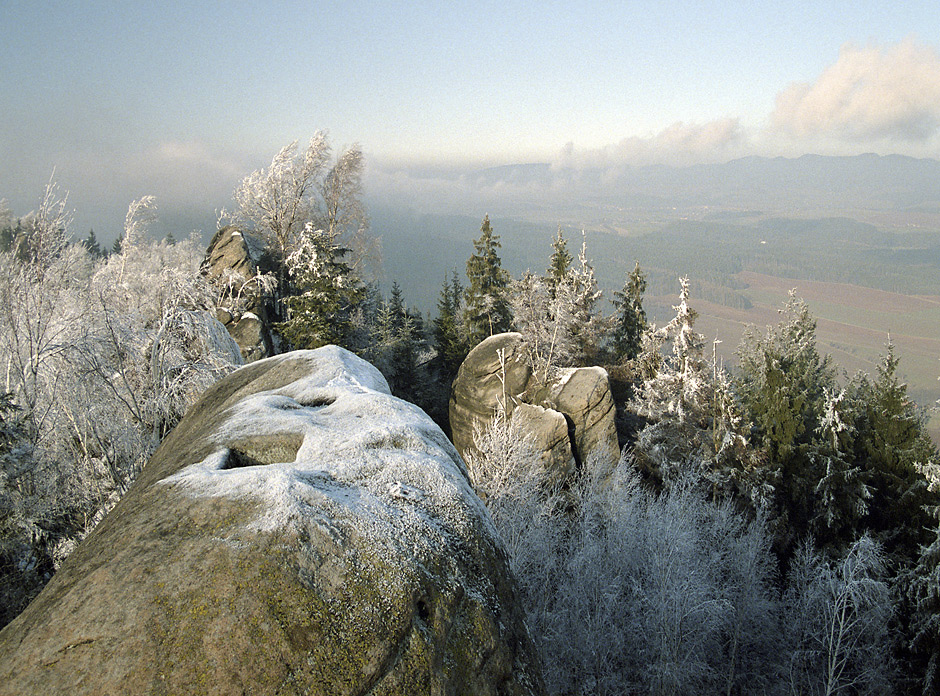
771, 37, 940, 142
553, 118, 749, 169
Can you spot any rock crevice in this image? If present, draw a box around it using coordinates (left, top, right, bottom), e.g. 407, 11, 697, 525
450, 333, 620, 482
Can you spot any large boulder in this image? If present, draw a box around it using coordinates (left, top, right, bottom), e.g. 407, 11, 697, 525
202, 225, 276, 362
450, 333, 619, 480
0, 347, 544, 695
532, 366, 619, 467
449, 332, 532, 463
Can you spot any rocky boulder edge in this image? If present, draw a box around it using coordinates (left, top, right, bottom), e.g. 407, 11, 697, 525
0, 347, 544, 696
201, 225, 276, 362
449, 332, 619, 482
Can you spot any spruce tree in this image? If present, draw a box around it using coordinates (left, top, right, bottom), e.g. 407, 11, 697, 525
611, 261, 648, 362
276, 223, 365, 349
82, 229, 103, 258
433, 269, 465, 376
464, 215, 511, 345
848, 344, 939, 558
736, 293, 837, 553
545, 226, 572, 293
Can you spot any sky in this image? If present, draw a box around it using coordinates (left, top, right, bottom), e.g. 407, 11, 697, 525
4, 0, 940, 240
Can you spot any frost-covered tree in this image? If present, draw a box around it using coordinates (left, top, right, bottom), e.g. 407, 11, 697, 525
847, 344, 938, 559
0, 178, 88, 427
545, 226, 572, 292
465, 407, 566, 578
634, 277, 709, 424
231, 135, 332, 258
783, 536, 894, 696
467, 404, 782, 696
631, 278, 764, 504
0, 189, 242, 630
464, 215, 512, 345
808, 388, 871, 546
230, 135, 374, 331
610, 260, 648, 362
736, 293, 837, 552
906, 461, 940, 695
276, 222, 365, 350
231, 134, 369, 261
511, 234, 606, 376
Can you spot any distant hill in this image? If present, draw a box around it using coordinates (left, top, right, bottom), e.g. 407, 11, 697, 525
460, 153, 940, 214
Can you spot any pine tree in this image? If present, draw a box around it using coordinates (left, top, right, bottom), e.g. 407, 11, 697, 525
276, 223, 365, 349
464, 215, 512, 345
110, 236, 122, 256
545, 226, 572, 293
433, 269, 465, 376
82, 229, 103, 258
611, 261, 647, 362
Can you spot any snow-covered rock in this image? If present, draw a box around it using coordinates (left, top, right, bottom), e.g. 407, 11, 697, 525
201, 225, 276, 362
0, 347, 544, 695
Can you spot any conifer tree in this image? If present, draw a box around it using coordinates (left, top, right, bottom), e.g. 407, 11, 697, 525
736, 293, 837, 552
848, 344, 939, 558
433, 269, 465, 376
464, 215, 512, 346
82, 229, 103, 258
611, 261, 647, 362
545, 226, 572, 293
276, 223, 364, 349
511, 234, 605, 375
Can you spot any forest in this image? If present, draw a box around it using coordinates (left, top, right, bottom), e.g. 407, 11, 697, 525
2, 136, 940, 695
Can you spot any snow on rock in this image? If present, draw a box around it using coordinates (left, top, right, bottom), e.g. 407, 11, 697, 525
0, 347, 544, 696
201, 225, 275, 362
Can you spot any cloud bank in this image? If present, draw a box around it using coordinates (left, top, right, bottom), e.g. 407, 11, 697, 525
547, 38, 940, 171
554, 118, 749, 170
771, 38, 940, 143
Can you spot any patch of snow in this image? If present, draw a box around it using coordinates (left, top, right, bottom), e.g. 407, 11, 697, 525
161, 347, 496, 551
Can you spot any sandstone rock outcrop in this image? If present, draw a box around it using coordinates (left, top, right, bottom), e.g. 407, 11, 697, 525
0, 347, 544, 695
450, 333, 619, 481
202, 225, 276, 362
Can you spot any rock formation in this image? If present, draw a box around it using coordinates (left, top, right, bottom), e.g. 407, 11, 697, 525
201, 225, 276, 362
450, 333, 619, 481
0, 347, 544, 695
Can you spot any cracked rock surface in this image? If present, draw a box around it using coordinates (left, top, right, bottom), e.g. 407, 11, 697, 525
449, 333, 619, 480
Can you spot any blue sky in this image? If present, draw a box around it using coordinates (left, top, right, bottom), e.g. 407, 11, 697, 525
4, 1, 940, 238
